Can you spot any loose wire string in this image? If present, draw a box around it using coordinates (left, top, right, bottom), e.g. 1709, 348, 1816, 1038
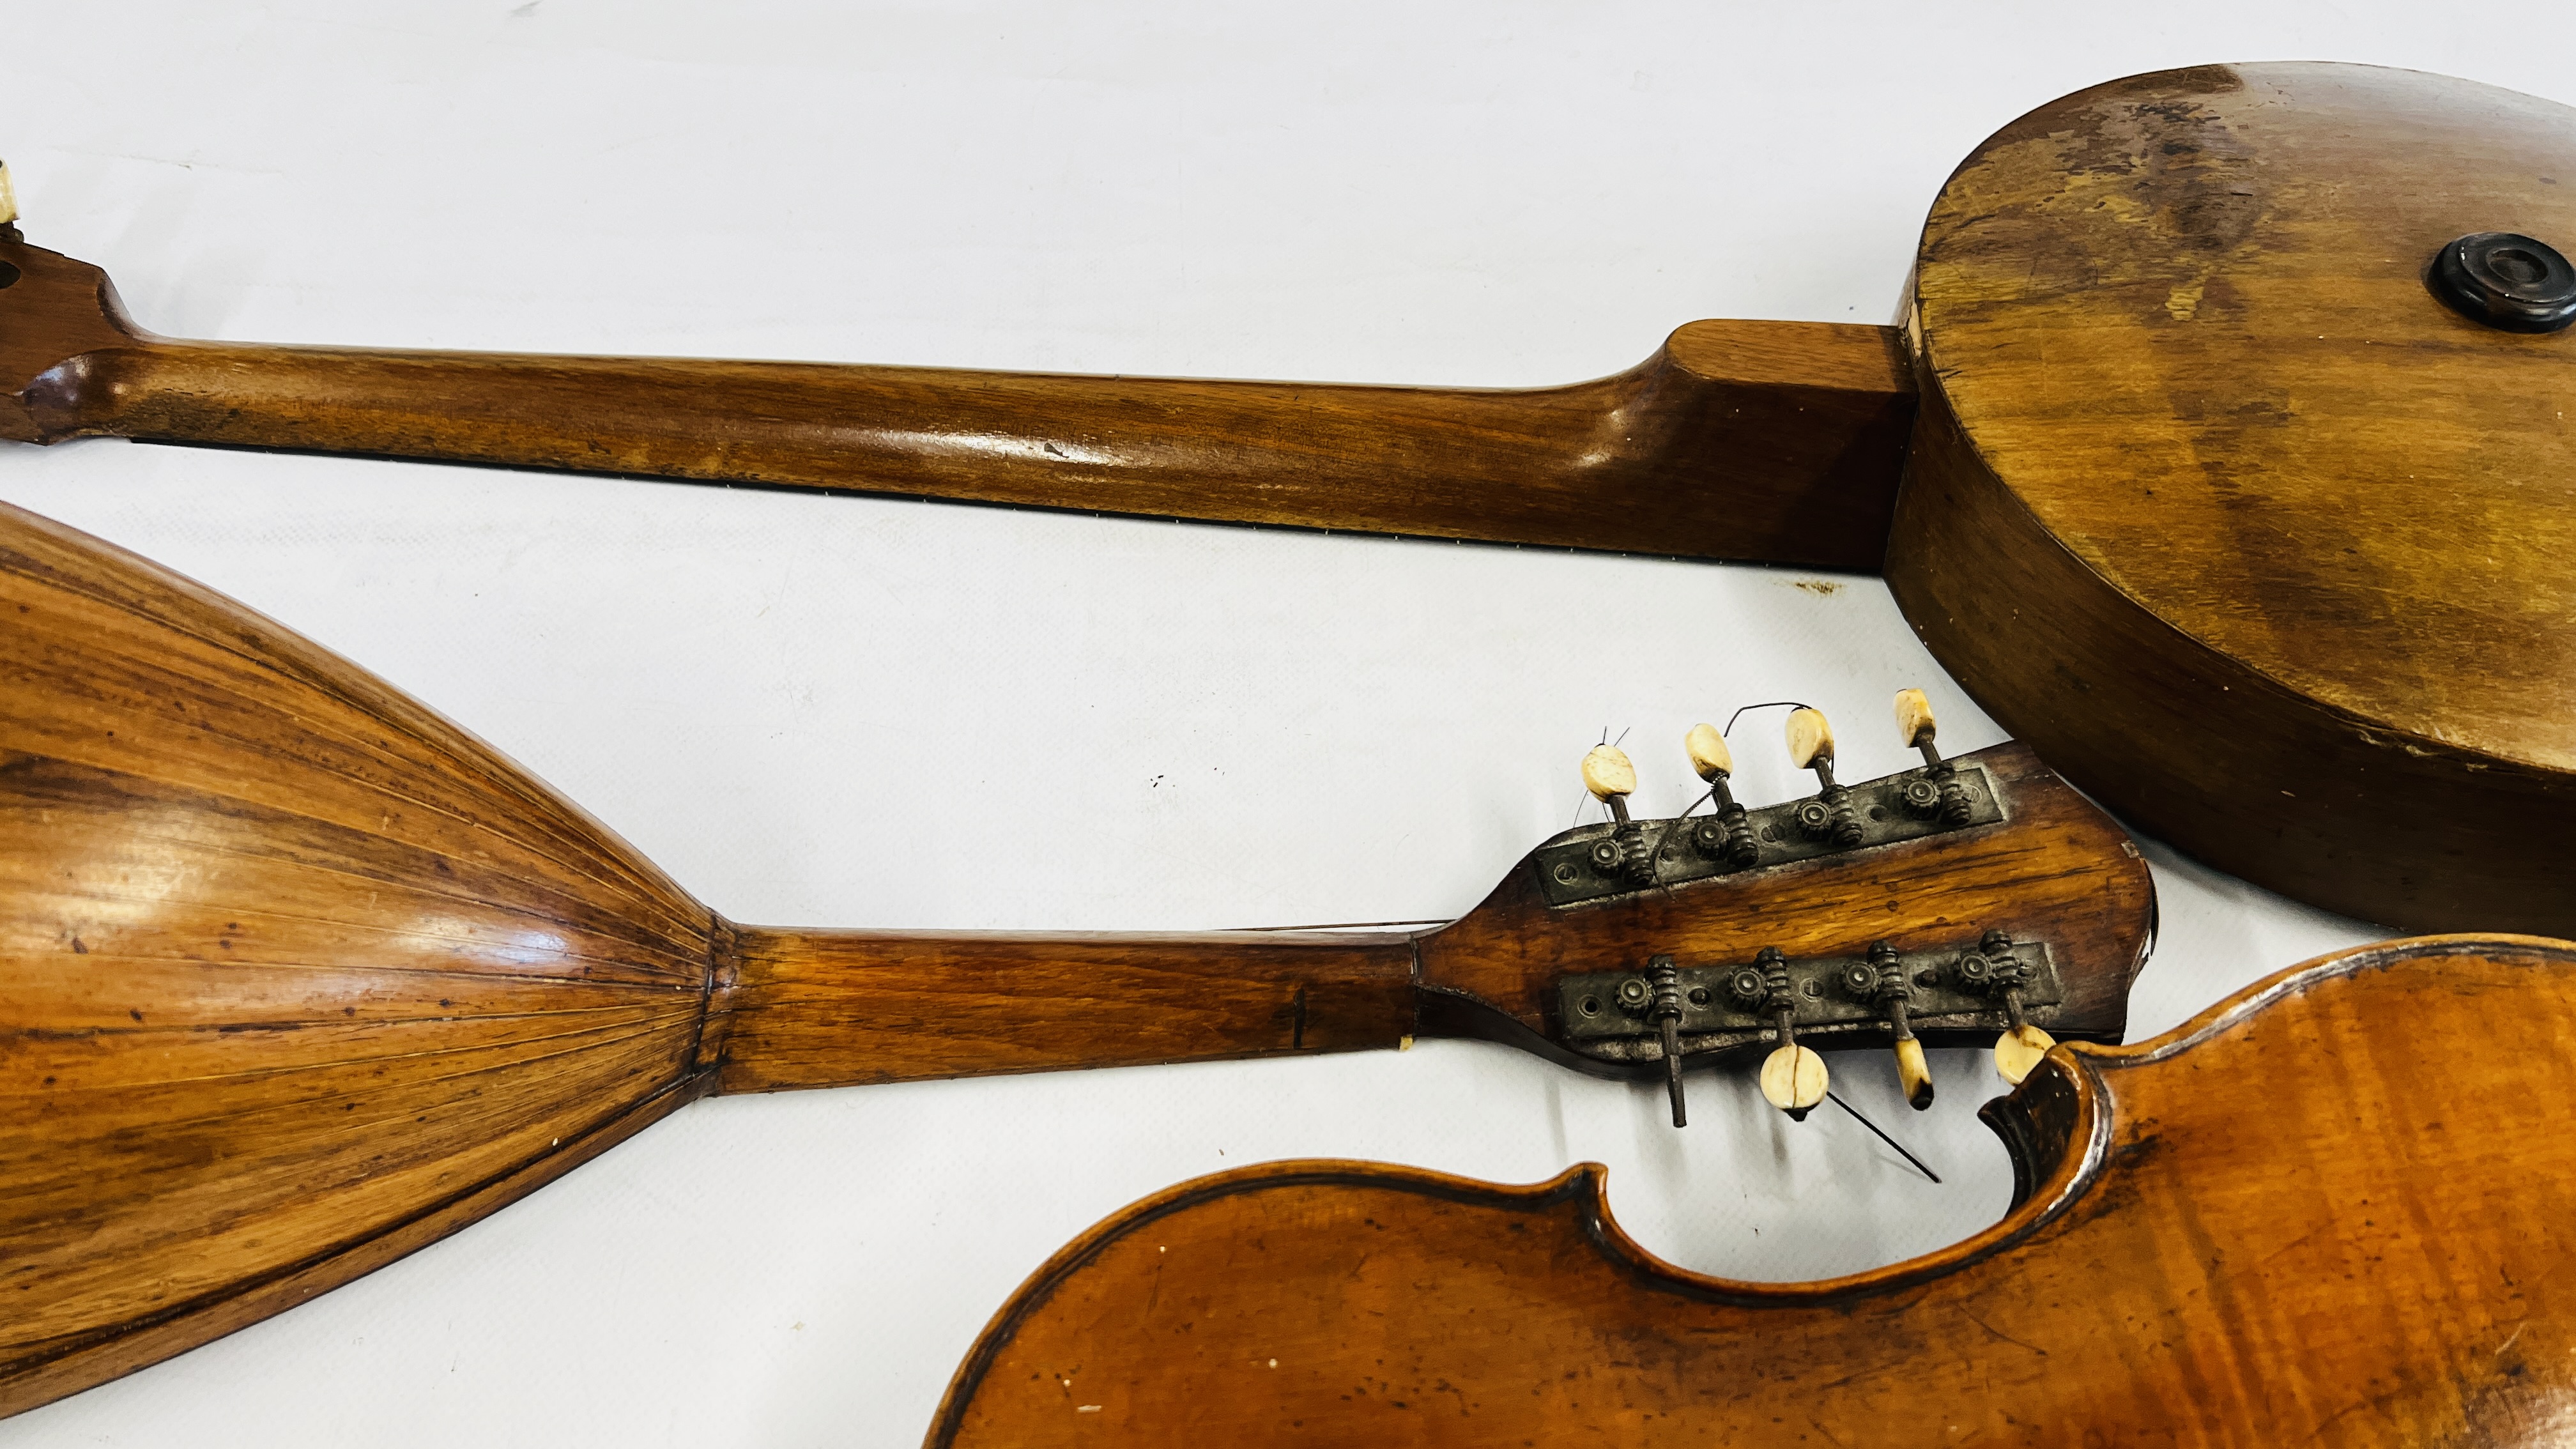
1827, 1089, 1943, 1183
1722, 700, 1813, 737
1567, 724, 1633, 827
1566, 700, 1945, 1182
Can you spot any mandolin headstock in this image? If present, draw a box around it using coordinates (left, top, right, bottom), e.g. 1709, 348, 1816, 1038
1418, 694, 2154, 1125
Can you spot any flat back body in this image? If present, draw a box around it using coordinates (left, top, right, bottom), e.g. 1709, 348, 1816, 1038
1893, 63, 2576, 932
0, 502, 716, 1413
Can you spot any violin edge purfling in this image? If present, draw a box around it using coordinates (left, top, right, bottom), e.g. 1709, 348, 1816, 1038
926, 933, 2576, 1448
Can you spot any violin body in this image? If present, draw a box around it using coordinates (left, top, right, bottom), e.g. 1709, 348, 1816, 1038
930, 934, 2576, 1446
0, 497, 2150, 1416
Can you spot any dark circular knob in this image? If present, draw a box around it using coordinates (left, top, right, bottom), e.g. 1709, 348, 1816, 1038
1725, 966, 1768, 1007
1790, 798, 1835, 840
1898, 777, 1943, 819
2430, 232, 2576, 333
1838, 962, 1878, 999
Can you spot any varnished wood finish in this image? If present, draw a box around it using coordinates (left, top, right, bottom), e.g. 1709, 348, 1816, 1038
8, 65, 2564, 934
1417, 742, 2154, 1061
931, 935, 2576, 1447
1, 500, 714, 1415
719, 740, 2157, 1093
0, 244, 1913, 569
0, 499, 2147, 1417
716, 929, 1418, 1092
0, 1082, 694, 1423
1890, 63, 2576, 934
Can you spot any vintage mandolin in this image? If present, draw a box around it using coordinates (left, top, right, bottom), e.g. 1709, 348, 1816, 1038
0, 498, 2150, 1416
1, 63, 2568, 935
927, 933, 2576, 1447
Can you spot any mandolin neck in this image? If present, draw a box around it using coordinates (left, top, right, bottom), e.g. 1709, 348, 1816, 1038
707, 924, 1423, 1094
0, 228, 1913, 571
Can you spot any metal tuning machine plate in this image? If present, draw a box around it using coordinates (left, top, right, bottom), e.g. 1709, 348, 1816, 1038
1554, 935, 2065, 1125
1536, 696, 2004, 908
1530, 763, 2004, 907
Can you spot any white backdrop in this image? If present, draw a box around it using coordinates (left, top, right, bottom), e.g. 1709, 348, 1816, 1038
3, 3, 2503, 1443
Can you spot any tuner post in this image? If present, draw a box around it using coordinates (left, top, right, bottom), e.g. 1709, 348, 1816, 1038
1646, 955, 1687, 1128
1751, 946, 1828, 1120
1845, 940, 1935, 1110
1784, 708, 1864, 848
1682, 723, 1761, 868
1580, 745, 1659, 887
1892, 688, 1973, 826
1956, 928, 2057, 1085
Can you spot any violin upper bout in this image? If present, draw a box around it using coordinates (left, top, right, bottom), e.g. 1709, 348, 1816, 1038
1979, 1049, 2096, 1212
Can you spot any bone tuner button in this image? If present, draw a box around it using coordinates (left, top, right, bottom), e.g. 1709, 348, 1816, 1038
1994, 1024, 2057, 1085
1683, 723, 1734, 781
1580, 744, 1637, 801
1759, 1043, 1829, 1117
1894, 1037, 1935, 1110
1784, 707, 1836, 769
0, 163, 16, 227
1894, 688, 1937, 747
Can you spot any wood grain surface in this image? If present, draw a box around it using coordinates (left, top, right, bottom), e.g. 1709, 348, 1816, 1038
0, 497, 715, 1415
1416, 741, 2154, 1061
716, 929, 1418, 1092
0, 240, 1914, 569
714, 741, 2156, 1092
929, 934, 2576, 1447
9, 62, 2571, 935
0, 498, 2150, 1418
1890, 62, 2576, 931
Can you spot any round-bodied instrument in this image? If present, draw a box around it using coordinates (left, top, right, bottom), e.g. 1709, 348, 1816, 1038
0, 64, 2563, 934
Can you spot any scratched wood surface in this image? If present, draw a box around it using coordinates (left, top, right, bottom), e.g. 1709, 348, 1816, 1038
6, 65, 2562, 937
0, 237, 1916, 571
1890, 63, 2576, 933
0, 498, 2151, 1418
929, 935, 2576, 1447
